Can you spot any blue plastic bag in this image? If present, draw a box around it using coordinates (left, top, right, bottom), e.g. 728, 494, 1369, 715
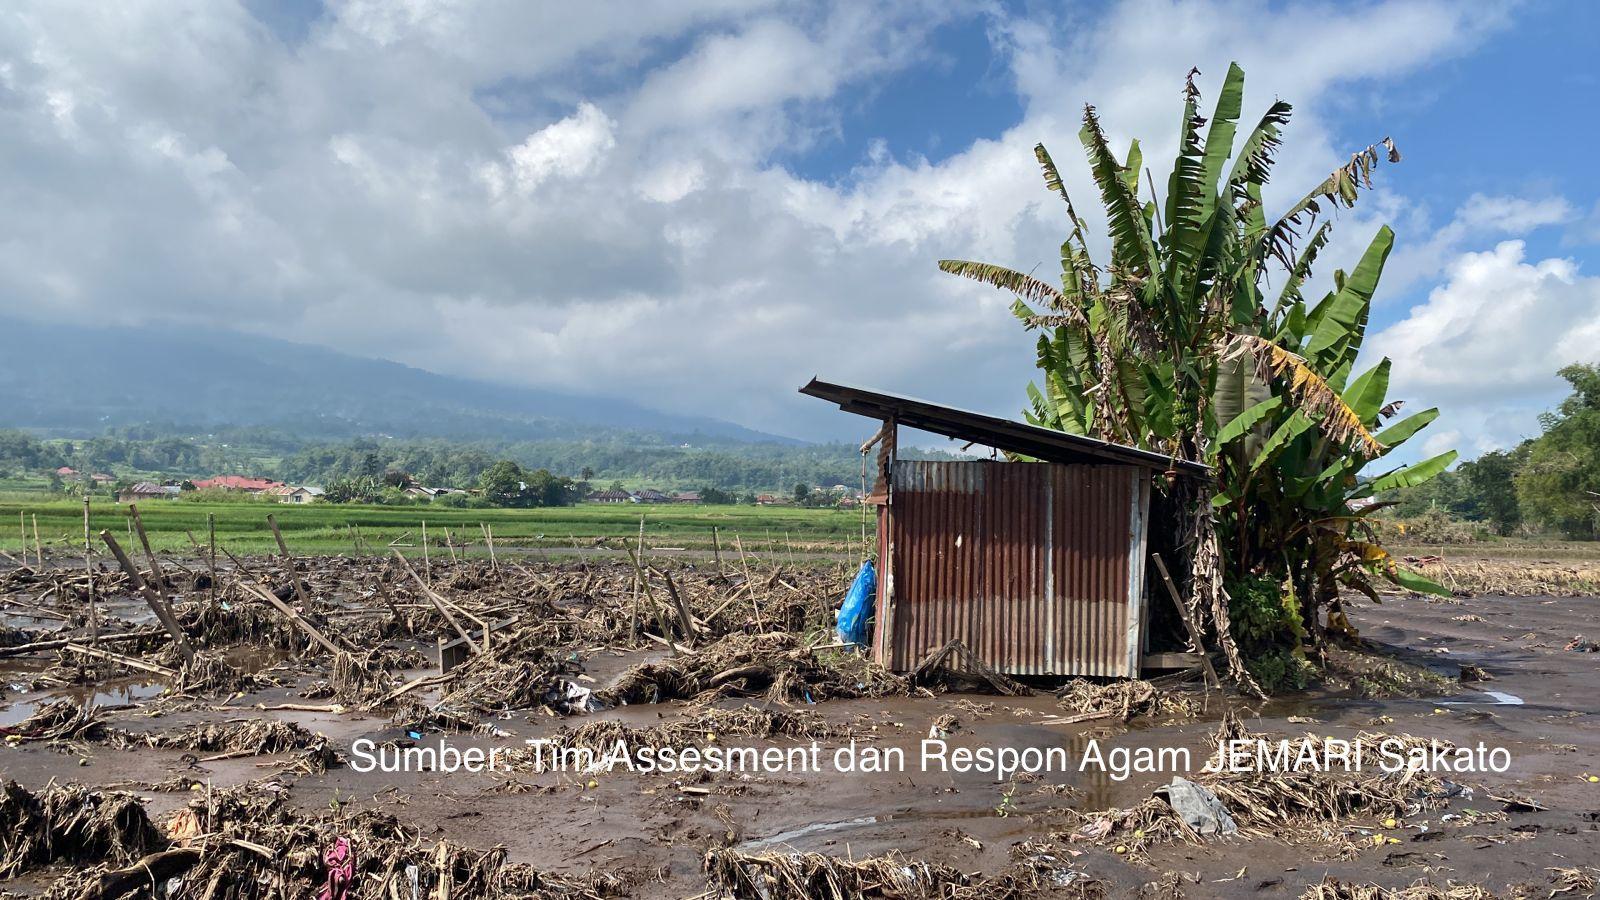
836, 559, 876, 646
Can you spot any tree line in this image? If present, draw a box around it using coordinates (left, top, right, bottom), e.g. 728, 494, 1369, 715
1389, 364, 1600, 539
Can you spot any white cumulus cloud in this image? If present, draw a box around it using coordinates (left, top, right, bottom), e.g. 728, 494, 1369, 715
1369, 240, 1600, 456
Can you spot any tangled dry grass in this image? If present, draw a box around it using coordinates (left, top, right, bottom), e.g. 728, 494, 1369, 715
1408, 558, 1600, 597
601, 631, 905, 707
1055, 678, 1201, 721
702, 846, 1106, 900
1060, 712, 1456, 854
0, 780, 627, 900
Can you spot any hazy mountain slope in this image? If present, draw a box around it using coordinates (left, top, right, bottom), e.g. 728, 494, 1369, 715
0, 317, 796, 445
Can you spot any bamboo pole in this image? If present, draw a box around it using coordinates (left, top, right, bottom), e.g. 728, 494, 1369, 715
98, 530, 195, 664
127, 504, 169, 593
421, 519, 430, 584
266, 514, 311, 610
392, 549, 477, 652
31, 514, 41, 568
83, 496, 97, 643
733, 534, 765, 629
480, 523, 498, 574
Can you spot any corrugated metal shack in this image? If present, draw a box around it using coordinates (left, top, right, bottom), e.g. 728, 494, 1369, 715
801, 379, 1208, 679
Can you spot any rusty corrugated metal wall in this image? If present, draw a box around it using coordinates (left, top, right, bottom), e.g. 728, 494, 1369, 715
876, 460, 1150, 677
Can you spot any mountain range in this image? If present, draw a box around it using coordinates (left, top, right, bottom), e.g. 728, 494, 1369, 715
0, 317, 797, 446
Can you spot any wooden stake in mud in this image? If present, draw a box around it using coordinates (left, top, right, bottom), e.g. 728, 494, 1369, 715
421, 519, 431, 584
629, 515, 646, 643
83, 496, 97, 643
625, 541, 677, 653
17, 511, 24, 561
185, 529, 217, 607
99, 530, 195, 664
207, 513, 216, 573
732, 534, 765, 629
266, 514, 312, 611
480, 523, 498, 574
31, 514, 41, 568
711, 525, 724, 577
127, 504, 168, 588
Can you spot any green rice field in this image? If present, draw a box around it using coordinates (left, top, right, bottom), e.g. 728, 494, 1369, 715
0, 497, 873, 560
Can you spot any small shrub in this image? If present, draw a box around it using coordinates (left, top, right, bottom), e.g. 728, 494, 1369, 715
1228, 574, 1311, 693
1387, 507, 1476, 544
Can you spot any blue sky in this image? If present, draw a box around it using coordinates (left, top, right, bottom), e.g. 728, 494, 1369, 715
0, 0, 1596, 463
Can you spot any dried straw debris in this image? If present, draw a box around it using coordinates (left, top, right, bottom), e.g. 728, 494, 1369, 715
0, 781, 161, 879
1055, 678, 1200, 722
702, 847, 1088, 900
1298, 876, 1507, 899
602, 632, 905, 706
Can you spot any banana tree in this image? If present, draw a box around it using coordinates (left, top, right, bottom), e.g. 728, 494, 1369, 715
940, 64, 1452, 685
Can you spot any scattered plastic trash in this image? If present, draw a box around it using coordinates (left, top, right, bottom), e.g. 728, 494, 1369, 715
835, 559, 876, 646
1155, 776, 1238, 836
318, 836, 354, 900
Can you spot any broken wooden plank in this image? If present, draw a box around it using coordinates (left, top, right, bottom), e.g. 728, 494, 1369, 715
63, 642, 178, 679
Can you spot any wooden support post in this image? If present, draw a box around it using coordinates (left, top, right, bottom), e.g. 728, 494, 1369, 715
711, 525, 724, 577
185, 528, 218, 607
99, 530, 195, 664
32, 514, 41, 568
732, 534, 765, 629
659, 569, 698, 645
1151, 553, 1219, 688
625, 542, 676, 653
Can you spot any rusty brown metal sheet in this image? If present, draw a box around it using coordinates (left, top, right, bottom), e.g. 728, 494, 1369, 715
877, 460, 1148, 677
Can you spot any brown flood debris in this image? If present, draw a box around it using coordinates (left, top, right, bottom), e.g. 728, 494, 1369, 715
702, 846, 1108, 900
530, 704, 849, 761
600, 631, 906, 706
1, 780, 629, 900
1053, 678, 1202, 723
1297, 875, 1525, 899
4, 698, 326, 760
1060, 711, 1459, 854
0, 780, 162, 880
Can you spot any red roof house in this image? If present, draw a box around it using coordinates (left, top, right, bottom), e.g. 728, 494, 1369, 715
193, 475, 283, 493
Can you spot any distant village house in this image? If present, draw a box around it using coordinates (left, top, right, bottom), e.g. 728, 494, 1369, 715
192, 475, 284, 493
265, 485, 324, 503
118, 482, 181, 502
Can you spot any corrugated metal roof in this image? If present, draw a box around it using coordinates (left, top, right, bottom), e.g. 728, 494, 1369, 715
800, 378, 1208, 476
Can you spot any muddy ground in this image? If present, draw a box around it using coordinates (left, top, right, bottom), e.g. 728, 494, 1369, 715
1, 554, 1597, 898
